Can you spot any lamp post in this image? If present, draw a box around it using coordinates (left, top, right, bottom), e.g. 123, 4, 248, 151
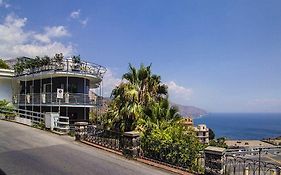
258, 147, 262, 175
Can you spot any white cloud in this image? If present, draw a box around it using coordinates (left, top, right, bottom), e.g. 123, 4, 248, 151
0, 0, 10, 8
166, 81, 193, 103
70, 9, 80, 19
70, 9, 89, 27
0, 14, 74, 59
80, 18, 88, 26
34, 26, 70, 43
102, 69, 122, 97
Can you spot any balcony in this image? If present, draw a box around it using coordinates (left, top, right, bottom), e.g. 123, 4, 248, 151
14, 57, 106, 80
15, 93, 100, 106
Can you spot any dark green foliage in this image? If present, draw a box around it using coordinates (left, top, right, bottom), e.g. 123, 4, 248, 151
141, 121, 203, 171
103, 63, 203, 170
0, 59, 10, 69
209, 128, 215, 140
72, 55, 81, 64
0, 99, 15, 119
209, 137, 228, 148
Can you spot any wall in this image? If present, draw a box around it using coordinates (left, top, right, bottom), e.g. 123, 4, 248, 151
0, 78, 12, 102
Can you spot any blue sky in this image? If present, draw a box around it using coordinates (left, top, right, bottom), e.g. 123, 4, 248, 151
0, 0, 281, 113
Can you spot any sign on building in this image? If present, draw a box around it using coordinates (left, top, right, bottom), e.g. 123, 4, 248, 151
57, 88, 64, 99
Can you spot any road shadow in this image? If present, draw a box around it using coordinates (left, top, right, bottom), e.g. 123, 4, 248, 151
0, 169, 6, 175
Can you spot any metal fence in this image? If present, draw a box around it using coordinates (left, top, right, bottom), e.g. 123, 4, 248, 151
16, 93, 96, 106
0, 107, 69, 133
15, 59, 106, 79
84, 125, 123, 151
224, 155, 281, 175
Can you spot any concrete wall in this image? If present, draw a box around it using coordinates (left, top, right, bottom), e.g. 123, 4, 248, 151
0, 78, 12, 102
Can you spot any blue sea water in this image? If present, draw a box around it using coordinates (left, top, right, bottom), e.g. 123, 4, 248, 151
193, 113, 281, 140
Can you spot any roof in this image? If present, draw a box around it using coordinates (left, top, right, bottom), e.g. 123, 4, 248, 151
225, 140, 275, 148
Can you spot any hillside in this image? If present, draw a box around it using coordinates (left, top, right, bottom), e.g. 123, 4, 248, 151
171, 103, 207, 118
99, 97, 207, 118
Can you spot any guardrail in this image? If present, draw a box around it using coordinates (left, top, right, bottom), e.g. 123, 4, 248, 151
0, 107, 69, 133
15, 59, 107, 79
15, 92, 97, 106
224, 155, 281, 175
84, 125, 123, 151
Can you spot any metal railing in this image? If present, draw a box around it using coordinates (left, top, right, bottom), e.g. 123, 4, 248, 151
0, 107, 69, 133
16, 92, 97, 106
84, 125, 123, 151
14, 59, 107, 79
224, 155, 281, 175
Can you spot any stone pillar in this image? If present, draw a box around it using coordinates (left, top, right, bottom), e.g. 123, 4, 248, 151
122, 131, 140, 158
204, 146, 226, 175
74, 122, 88, 141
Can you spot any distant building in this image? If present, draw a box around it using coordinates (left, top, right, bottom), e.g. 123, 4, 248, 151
181, 117, 194, 127
182, 117, 210, 144
194, 124, 209, 144
225, 140, 275, 149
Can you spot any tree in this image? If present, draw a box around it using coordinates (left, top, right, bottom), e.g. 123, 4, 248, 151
209, 137, 228, 148
103, 64, 169, 132
140, 120, 203, 171
0, 59, 10, 69
209, 128, 215, 140
103, 63, 203, 170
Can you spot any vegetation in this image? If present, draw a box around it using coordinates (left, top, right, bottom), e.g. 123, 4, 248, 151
209, 128, 215, 140
209, 137, 228, 148
101, 63, 203, 171
32, 122, 45, 130
0, 99, 15, 119
0, 59, 10, 69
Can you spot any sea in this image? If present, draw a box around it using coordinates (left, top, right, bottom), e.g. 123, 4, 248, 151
193, 113, 281, 140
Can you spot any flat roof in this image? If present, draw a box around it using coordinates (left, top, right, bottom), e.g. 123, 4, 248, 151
225, 140, 275, 148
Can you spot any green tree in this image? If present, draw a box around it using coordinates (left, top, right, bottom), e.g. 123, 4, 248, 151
141, 120, 202, 171
0, 59, 10, 69
104, 64, 168, 132
209, 128, 215, 140
103, 63, 203, 170
209, 137, 228, 148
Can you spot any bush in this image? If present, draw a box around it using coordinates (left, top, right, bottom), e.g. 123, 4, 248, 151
141, 120, 203, 171
0, 59, 10, 69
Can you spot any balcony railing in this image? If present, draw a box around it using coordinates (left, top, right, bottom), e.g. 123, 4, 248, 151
15, 93, 99, 106
14, 59, 107, 79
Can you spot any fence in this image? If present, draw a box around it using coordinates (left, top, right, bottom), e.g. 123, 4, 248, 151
205, 146, 281, 175
75, 123, 203, 174
84, 125, 123, 151
0, 107, 69, 133
224, 155, 280, 175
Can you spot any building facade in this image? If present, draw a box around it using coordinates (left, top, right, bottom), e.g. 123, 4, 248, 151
182, 117, 210, 144
194, 124, 209, 144
8, 54, 106, 125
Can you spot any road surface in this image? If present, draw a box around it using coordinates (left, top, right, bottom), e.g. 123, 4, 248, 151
0, 120, 172, 175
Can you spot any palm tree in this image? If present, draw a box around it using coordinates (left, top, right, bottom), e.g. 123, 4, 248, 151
104, 64, 174, 132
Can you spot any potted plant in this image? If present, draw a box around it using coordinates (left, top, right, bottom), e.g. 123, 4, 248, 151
72, 55, 81, 71
54, 53, 64, 70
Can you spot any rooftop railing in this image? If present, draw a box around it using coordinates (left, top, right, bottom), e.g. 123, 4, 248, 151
14, 58, 107, 79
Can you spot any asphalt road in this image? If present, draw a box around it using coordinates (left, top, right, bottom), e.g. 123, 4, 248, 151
0, 120, 172, 175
